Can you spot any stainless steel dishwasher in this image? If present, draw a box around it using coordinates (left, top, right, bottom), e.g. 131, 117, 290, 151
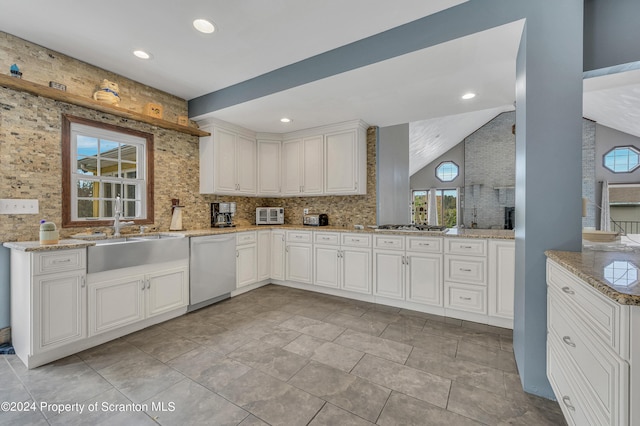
189, 234, 236, 311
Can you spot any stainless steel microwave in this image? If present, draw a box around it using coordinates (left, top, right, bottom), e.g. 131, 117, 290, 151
256, 207, 284, 225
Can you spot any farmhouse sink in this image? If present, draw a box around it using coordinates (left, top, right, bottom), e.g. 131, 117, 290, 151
88, 234, 188, 273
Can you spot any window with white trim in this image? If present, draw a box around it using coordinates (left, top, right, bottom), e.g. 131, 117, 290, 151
62, 115, 154, 227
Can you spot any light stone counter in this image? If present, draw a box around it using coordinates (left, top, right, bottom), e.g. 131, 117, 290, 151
545, 248, 640, 306
3, 239, 95, 252
3, 225, 515, 252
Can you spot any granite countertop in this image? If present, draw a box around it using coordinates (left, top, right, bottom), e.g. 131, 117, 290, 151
3, 225, 514, 252
545, 248, 640, 306
3, 239, 96, 252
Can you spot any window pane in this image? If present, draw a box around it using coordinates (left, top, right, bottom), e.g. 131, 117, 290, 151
124, 183, 137, 199
77, 157, 97, 175
604, 147, 640, 173
412, 191, 428, 224
121, 144, 137, 163
441, 190, 458, 228
102, 200, 115, 217
124, 200, 140, 217
435, 161, 459, 182
77, 136, 98, 158
77, 180, 97, 197
99, 140, 119, 157
77, 199, 98, 218
121, 162, 137, 178
99, 159, 119, 176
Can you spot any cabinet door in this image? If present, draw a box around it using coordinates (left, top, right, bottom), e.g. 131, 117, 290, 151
373, 250, 405, 300
146, 266, 188, 318
237, 135, 257, 194
286, 243, 313, 284
314, 245, 340, 288
35, 271, 86, 351
282, 139, 302, 195
88, 275, 145, 336
407, 253, 443, 307
271, 231, 286, 280
302, 135, 324, 195
342, 247, 372, 294
489, 240, 515, 320
199, 127, 215, 194
258, 140, 281, 195
325, 130, 357, 194
257, 230, 271, 281
237, 244, 258, 288
213, 128, 238, 193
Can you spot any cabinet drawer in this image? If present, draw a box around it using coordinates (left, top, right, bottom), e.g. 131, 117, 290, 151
445, 283, 486, 314
445, 255, 486, 285
373, 235, 404, 250
287, 230, 312, 243
445, 239, 486, 256
548, 289, 628, 426
341, 233, 371, 248
407, 237, 442, 253
547, 260, 627, 357
33, 249, 86, 275
548, 340, 598, 426
236, 231, 257, 245
314, 232, 340, 245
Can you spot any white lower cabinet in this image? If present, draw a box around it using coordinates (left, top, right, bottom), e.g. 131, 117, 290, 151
373, 250, 405, 300
488, 240, 515, 321
10, 249, 87, 369
257, 230, 271, 281
547, 259, 635, 426
406, 252, 443, 306
237, 244, 258, 288
286, 231, 313, 284
89, 275, 145, 336
313, 233, 372, 294
270, 230, 286, 280
341, 247, 371, 294
88, 263, 188, 337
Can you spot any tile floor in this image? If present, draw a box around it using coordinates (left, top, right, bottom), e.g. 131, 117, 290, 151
0, 285, 566, 425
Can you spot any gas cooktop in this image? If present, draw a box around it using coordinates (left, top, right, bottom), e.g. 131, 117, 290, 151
375, 224, 448, 233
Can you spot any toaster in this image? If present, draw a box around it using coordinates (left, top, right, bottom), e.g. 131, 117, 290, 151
303, 213, 328, 226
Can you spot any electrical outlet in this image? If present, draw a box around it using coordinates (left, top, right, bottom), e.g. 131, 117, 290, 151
0, 199, 39, 214
303, 208, 309, 215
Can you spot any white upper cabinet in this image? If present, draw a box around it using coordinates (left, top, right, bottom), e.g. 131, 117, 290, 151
325, 129, 366, 195
257, 140, 281, 196
199, 122, 257, 196
199, 118, 367, 197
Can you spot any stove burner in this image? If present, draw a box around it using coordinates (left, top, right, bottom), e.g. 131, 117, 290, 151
376, 224, 448, 232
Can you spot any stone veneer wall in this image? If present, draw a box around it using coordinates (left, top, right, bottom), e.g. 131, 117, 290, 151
0, 32, 377, 241
582, 119, 597, 229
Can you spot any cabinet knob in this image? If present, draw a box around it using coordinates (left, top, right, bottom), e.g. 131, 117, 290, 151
561, 396, 575, 411
562, 336, 576, 348
460, 296, 472, 301
561, 286, 575, 295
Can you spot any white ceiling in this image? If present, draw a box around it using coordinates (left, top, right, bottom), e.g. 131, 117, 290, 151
0, 0, 465, 100
2, 1, 639, 177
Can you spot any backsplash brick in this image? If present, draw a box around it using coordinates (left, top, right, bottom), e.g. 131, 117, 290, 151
0, 32, 377, 242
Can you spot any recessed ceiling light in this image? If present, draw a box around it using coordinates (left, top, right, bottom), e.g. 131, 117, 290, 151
461, 92, 476, 100
280, 118, 291, 123
193, 19, 215, 34
133, 50, 151, 59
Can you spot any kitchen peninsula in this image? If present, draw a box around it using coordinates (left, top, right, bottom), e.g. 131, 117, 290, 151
545, 249, 640, 426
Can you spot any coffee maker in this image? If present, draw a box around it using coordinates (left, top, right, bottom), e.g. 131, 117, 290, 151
211, 202, 236, 227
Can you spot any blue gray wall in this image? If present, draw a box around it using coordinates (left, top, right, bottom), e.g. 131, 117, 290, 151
377, 124, 410, 224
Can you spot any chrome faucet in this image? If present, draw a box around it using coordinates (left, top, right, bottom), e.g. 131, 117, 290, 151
113, 195, 134, 237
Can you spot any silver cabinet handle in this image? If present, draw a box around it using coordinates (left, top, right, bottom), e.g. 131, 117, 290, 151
406, 256, 410, 265
384, 241, 394, 244
52, 258, 71, 264
561, 286, 575, 295
562, 396, 575, 411
81, 276, 86, 288
418, 243, 430, 246
562, 336, 576, 348
236, 251, 239, 257
147, 279, 150, 289
322, 237, 330, 240
286, 246, 289, 253
141, 280, 145, 290
461, 245, 473, 249
460, 268, 472, 272
460, 296, 472, 301
353, 239, 360, 242
295, 235, 303, 239
281, 236, 285, 241
402, 256, 406, 265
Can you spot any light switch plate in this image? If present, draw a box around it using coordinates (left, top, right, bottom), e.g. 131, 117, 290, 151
0, 199, 39, 214
303, 208, 309, 215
